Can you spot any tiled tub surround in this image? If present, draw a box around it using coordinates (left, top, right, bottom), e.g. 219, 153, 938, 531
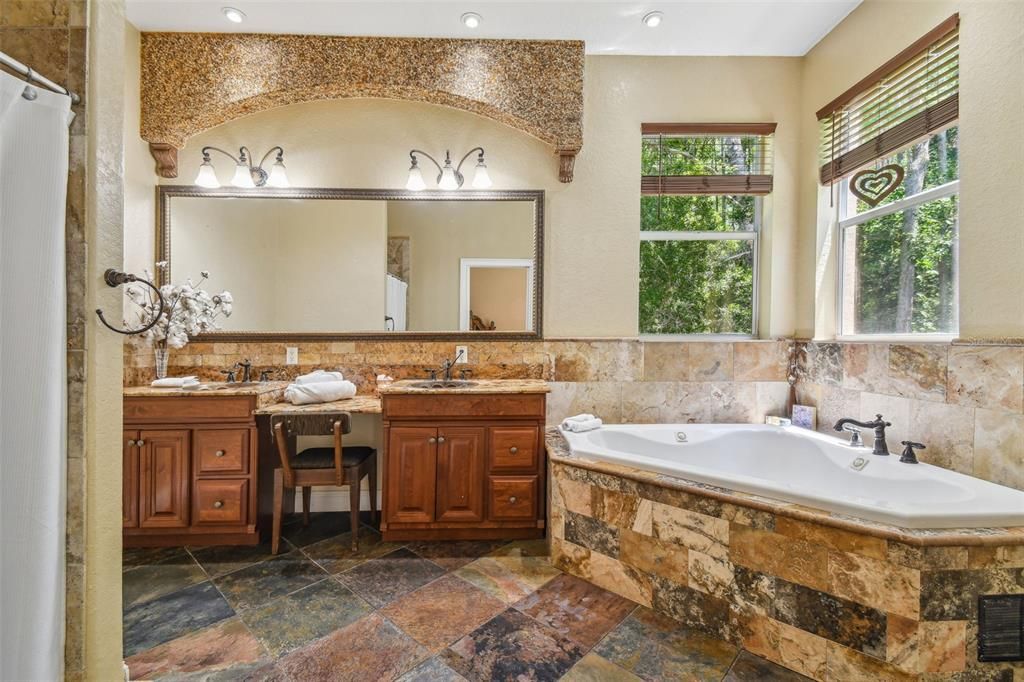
547, 432, 1024, 681
795, 341, 1024, 492
124, 338, 794, 425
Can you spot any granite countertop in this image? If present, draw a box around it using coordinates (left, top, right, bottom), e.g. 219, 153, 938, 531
124, 381, 289, 408
380, 378, 550, 395
255, 395, 383, 415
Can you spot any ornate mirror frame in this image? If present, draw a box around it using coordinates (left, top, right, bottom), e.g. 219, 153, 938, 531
156, 185, 545, 342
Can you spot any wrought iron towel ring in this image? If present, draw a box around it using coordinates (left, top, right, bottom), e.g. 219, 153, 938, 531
95, 269, 164, 336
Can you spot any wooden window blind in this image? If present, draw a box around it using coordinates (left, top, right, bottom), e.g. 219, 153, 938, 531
818, 14, 959, 185
641, 123, 776, 196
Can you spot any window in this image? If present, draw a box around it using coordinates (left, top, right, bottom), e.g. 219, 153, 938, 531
819, 14, 960, 337
838, 128, 959, 336
639, 124, 774, 336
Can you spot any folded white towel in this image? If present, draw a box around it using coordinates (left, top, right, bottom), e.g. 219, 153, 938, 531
561, 417, 603, 433
563, 413, 596, 423
294, 369, 344, 385
151, 376, 199, 388
284, 380, 357, 405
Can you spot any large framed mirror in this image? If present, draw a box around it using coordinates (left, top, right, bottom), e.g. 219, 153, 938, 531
156, 186, 544, 340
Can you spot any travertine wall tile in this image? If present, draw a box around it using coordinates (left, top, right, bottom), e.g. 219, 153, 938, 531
947, 345, 1024, 411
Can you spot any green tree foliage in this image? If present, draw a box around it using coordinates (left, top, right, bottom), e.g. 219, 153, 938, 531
846, 127, 959, 334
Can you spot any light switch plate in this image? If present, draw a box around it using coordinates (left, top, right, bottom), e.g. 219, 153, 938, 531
285, 347, 298, 365
455, 345, 468, 363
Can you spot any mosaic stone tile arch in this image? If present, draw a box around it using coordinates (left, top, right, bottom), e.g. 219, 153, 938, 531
139, 33, 585, 181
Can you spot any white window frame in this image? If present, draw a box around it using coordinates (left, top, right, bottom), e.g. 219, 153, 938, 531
836, 178, 960, 342
639, 197, 761, 340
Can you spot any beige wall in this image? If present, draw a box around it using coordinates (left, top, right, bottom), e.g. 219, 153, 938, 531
470, 267, 529, 330
797, 0, 1024, 339
127, 54, 804, 338
170, 198, 388, 331
386, 200, 534, 330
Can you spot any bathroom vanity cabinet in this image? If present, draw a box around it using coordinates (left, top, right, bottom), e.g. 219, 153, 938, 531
122, 389, 279, 547
381, 384, 548, 541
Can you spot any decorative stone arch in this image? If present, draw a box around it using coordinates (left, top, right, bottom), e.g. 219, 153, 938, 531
140, 33, 584, 182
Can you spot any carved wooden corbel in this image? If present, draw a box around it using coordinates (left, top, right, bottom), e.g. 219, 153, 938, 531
558, 149, 578, 183
148, 142, 179, 178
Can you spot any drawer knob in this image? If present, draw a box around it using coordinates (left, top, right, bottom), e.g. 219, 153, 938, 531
509, 446, 518, 454
509, 496, 518, 503
428, 437, 437, 444
213, 500, 224, 509
215, 450, 226, 457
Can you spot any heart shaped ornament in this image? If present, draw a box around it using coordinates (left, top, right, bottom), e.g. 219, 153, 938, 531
850, 164, 905, 208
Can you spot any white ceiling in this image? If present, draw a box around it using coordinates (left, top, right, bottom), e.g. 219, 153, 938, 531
125, 0, 862, 56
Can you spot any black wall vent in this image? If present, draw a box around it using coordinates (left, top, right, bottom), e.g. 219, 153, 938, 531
978, 594, 1024, 662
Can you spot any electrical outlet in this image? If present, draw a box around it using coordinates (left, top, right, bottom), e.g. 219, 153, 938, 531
285, 347, 298, 365
455, 345, 468, 363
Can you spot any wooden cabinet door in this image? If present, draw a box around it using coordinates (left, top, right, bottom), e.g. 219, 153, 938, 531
139, 429, 191, 528
385, 427, 437, 524
123, 430, 140, 528
435, 427, 486, 523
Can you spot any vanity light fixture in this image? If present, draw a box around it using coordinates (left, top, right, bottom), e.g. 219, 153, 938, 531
461, 12, 482, 28
194, 146, 290, 189
642, 11, 663, 27
221, 6, 246, 23
406, 148, 492, 191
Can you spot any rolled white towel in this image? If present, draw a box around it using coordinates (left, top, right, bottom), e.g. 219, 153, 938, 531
284, 380, 357, 405
561, 417, 603, 433
563, 413, 596, 423
151, 376, 199, 388
294, 369, 344, 385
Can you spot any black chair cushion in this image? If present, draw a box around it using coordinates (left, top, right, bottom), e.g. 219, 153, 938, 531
291, 446, 375, 470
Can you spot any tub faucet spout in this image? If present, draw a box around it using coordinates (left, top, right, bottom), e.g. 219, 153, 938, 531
833, 414, 891, 456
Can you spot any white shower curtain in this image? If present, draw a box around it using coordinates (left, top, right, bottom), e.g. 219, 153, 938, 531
0, 72, 73, 681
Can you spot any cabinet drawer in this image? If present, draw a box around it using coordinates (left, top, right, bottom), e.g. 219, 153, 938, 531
194, 479, 248, 526
195, 428, 249, 475
488, 426, 539, 471
488, 476, 538, 521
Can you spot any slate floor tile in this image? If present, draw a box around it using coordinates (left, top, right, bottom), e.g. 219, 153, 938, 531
396, 656, 468, 682
514, 573, 637, 647
381, 574, 507, 651
123, 558, 208, 609
302, 527, 402, 574
407, 539, 508, 570
213, 550, 327, 611
281, 511, 377, 547
123, 546, 192, 569
240, 578, 372, 656
442, 608, 585, 681
123, 581, 235, 657
277, 612, 428, 681
594, 607, 739, 682
723, 650, 813, 681
338, 547, 446, 608
189, 539, 294, 578
560, 653, 643, 682
454, 555, 560, 604
125, 617, 264, 680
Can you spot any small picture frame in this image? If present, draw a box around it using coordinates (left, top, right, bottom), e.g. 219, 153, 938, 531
791, 404, 817, 430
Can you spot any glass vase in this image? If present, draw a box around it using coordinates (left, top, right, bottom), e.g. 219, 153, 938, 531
154, 347, 169, 380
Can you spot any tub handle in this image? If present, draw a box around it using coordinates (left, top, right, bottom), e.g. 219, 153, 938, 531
675, 432, 688, 443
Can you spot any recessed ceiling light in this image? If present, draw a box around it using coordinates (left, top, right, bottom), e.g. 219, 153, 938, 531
642, 11, 663, 28
222, 7, 246, 23
461, 12, 482, 29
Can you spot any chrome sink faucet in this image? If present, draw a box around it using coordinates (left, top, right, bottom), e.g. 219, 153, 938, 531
833, 414, 891, 456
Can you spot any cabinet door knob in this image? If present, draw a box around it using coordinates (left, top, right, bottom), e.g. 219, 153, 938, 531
127, 439, 136, 447
428, 437, 437, 444
136, 439, 145, 446
508, 496, 518, 503
213, 500, 224, 509
509, 446, 518, 454
437, 436, 446, 444
215, 450, 226, 457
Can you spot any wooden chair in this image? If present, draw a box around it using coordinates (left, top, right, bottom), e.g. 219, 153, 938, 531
271, 413, 377, 554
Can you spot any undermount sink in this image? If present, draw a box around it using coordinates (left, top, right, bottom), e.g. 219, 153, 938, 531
200, 382, 263, 390
409, 380, 477, 389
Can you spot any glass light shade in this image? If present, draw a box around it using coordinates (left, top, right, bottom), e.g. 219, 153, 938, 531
406, 165, 426, 191
471, 162, 492, 189
194, 161, 220, 188
267, 160, 290, 188
438, 165, 459, 190
230, 163, 256, 188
